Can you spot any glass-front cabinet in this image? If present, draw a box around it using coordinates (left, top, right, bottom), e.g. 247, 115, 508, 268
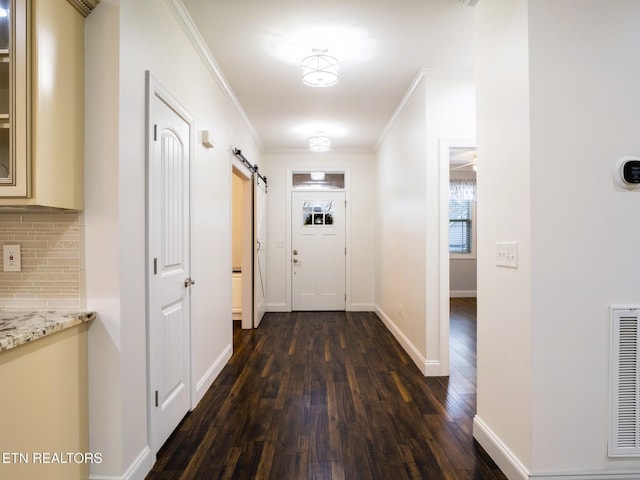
0, 0, 28, 198
0, 0, 88, 209
0, 0, 10, 181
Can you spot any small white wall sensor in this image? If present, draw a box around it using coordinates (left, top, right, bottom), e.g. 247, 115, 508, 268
201, 130, 214, 149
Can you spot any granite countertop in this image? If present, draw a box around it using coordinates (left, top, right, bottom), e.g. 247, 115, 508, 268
0, 311, 96, 352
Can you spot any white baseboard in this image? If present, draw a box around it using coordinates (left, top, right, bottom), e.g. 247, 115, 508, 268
530, 472, 640, 480
266, 302, 289, 312
90, 446, 152, 480
194, 343, 232, 407
450, 290, 477, 298
473, 415, 640, 480
374, 304, 431, 376
348, 303, 374, 312
473, 415, 528, 480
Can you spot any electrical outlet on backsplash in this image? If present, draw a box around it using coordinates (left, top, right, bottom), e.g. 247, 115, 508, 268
0, 212, 82, 311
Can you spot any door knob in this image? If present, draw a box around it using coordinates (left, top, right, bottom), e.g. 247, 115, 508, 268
293, 258, 299, 264
184, 277, 195, 287
293, 250, 298, 255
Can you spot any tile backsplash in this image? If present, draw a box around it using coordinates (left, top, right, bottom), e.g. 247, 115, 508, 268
0, 212, 81, 311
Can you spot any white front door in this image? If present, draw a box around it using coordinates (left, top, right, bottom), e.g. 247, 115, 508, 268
147, 74, 192, 455
254, 175, 267, 327
292, 191, 346, 311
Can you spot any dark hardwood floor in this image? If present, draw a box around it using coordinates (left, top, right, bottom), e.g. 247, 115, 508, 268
146, 298, 506, 479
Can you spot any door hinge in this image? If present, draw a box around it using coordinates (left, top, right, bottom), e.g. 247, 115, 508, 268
153, 124, 158, 141
345, 247, 347, 255
155, 390, 159, 407
153, 258, 158, 275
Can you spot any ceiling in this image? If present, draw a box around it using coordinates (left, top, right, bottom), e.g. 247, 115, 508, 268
181, 0, 476, 153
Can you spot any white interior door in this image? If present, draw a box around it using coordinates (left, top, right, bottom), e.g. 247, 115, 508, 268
254, 175, 267, 327
147, 75, 192, 454
292, 191, 346, 311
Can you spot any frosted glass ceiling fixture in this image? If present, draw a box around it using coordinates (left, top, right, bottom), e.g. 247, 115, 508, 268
301, 48, 339, 87
309, 136, 331, 152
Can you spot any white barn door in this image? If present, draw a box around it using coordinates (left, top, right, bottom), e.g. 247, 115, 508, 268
253, 175, 267, 327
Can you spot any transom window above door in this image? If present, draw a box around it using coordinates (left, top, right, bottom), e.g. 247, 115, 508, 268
292, 172, 345, 190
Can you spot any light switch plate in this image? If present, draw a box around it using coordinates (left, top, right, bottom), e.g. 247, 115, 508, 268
496, 242, 518, 268
3, 244, 21, 272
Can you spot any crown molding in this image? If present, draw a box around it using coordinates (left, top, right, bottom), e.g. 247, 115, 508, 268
374, 68, 474, 151
374, 69, 426, 151
67, 0, 100, 17
164, 0, 263, 151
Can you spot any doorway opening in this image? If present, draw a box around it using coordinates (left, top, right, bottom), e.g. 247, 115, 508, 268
447, 145, 477, 389
438, 139, 476, 377
232, 165, 253, 330
288, 170, 349, 312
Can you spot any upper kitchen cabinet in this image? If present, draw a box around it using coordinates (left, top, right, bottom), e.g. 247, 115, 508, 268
0, 0, 95, 210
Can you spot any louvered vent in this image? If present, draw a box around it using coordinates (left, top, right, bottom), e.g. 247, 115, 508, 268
610, 307, 640, 457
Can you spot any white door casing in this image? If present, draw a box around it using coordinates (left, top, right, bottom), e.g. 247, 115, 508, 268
292, 191, 346, 311
254, 175, 267, 326
147, 73, 193, 455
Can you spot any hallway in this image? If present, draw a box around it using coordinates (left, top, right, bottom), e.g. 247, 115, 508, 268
146, 299, 506, 479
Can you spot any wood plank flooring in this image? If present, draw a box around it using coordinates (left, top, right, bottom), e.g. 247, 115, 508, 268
146, 298, 506, 480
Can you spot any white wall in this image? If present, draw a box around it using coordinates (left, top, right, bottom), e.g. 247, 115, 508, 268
528, 0, 640, 475
375, 70, 475, 376
85, 0, 261, 477
263, 151, 375, 312
375, 77, 428, 369
473, 1, 533, 475
474, 1, 640, 478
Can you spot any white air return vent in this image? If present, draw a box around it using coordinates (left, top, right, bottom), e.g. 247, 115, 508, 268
610, 307, 640, 457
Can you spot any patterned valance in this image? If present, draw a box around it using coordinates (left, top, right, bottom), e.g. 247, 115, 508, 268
450, 179, 476, 202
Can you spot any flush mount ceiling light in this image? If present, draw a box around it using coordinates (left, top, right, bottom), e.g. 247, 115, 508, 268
309, 136, 331, 152
301, 48, 339, 87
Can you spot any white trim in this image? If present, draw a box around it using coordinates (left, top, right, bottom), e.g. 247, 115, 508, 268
232, 155, 253, 181
450, 290, 477, 298
194, 343, 232, 406
472, 416, 529, 480
375, 305, 430, 376
530, 472, 640, 480
375, 71, 425, 151
348, 302, 375, 312
90, 447, 152, 480
164, 0, 262, 150
266, 302, 290, 312
376, 69, 474, 151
